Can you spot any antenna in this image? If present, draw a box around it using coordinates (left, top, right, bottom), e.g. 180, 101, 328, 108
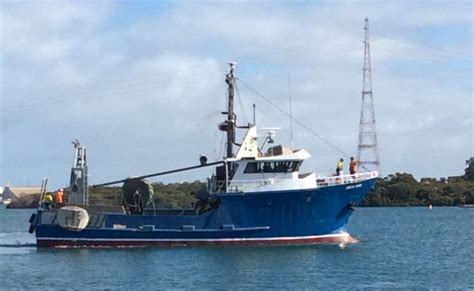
356, 17, 381, 174
287, 72, 294, 149
259, 127, 282, 152
223, 62, 236, 158
262, 127, 281, 144
252, 103, 256, 126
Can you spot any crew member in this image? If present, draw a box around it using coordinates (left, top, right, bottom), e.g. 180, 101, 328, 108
349, 157, 357, 175
43, 192, 53, 210
336, 158, 344, 176
54, 188, 64, 206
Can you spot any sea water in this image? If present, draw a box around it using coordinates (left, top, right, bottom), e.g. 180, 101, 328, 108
0, 206, 472, 289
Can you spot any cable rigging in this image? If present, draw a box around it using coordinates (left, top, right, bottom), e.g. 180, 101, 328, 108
234, 82, 248, 126
236, 78, 354, 161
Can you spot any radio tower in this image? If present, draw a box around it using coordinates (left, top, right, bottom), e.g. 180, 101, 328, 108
357, 17, 381, 174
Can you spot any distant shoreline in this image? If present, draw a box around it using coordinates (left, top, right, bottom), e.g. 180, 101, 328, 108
360, 172, 474, 207
4, 160, 474, 209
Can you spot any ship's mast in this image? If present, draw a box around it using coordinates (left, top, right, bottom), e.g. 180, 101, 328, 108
224, 62, 236, 158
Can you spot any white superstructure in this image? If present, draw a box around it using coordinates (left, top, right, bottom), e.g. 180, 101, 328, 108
210, 125, 316, 193
210, 125, 378, 194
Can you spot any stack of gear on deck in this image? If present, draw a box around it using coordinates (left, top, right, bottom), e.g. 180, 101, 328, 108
122, 178, 154, 215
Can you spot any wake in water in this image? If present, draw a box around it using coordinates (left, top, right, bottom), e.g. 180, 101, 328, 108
0, 232, 36, 248
0, 243, 36, 248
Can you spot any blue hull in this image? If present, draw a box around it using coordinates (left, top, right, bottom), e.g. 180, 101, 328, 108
33, 178, 375, 247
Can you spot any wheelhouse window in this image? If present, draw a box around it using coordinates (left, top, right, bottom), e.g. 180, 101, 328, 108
216, 163, 240, 180
244, 161, 301, 173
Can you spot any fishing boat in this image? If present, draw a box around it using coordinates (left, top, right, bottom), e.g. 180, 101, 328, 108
29, 63, 378, 247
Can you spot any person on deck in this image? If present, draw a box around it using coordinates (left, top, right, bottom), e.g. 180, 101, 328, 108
43, 192, 53, 210
54, 188, 64, 206
336, 158, 344, 176
349, 157, 358, 175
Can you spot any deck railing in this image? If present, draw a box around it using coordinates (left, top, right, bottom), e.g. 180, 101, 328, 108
315, 171, 379, 187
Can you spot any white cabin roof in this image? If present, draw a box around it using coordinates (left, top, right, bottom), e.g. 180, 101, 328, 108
227, 148, 311, 162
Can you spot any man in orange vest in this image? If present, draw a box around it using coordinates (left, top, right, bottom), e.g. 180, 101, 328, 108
349, 157, 357, 175
54, 188, 64, 206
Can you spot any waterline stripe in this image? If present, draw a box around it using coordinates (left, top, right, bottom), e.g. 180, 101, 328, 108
37, 233, 350, 242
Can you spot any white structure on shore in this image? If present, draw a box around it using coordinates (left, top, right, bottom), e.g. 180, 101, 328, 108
1, 186, 42, 204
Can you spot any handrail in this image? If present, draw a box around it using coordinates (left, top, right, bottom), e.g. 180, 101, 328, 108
38, 177, 48, 208
315, 171, 379, 187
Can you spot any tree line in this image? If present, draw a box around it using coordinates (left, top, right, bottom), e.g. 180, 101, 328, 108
362, 158, 474, 207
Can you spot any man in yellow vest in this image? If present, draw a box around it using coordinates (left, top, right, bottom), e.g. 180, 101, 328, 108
43, 192, 53, 210
336, 158, 344, 176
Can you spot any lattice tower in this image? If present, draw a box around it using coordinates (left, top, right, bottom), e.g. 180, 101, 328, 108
356, 17, 381, 174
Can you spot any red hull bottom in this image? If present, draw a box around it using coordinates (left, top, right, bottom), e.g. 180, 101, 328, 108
36, 233, 359, 248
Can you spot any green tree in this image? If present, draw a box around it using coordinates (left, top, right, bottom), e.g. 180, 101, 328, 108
464, 157, 474, 181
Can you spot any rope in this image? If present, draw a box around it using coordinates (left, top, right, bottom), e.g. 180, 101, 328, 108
217, 131, 225, 160
235, 82, 249, 125
236, 78, 357, 162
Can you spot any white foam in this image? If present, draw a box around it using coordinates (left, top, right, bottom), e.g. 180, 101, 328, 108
0, 232, 36, 248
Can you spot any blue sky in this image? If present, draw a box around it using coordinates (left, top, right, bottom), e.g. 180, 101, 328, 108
1, 0, 472, 189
